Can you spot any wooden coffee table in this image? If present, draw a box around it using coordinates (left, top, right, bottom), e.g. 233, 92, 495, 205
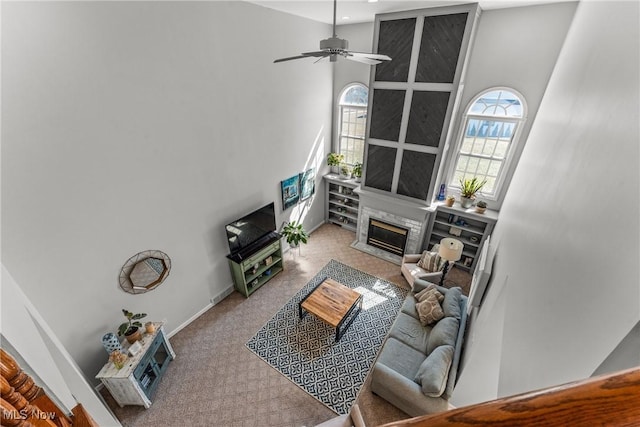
299, 277, 363, 342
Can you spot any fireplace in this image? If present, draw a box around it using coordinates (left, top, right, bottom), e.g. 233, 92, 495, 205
367, 219, 409, 256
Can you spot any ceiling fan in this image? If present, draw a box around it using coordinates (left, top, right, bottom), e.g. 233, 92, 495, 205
274, 0, 392, 65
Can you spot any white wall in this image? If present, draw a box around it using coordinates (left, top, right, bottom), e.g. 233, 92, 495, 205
1, 266, 121, 426
1, 1, 332, 385
453, 0, 640, 406
332, 4, 577, 210
444, 2, 578, 209
332, 22, 375, 150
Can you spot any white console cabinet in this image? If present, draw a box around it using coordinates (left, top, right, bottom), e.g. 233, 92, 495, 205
96, 322, 175, 408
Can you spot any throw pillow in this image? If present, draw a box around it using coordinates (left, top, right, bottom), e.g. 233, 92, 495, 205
415, 285, 444, 303
426, 316, 459, 354
416, 251, 442, 272
415, 293, 444, 326
414, 345, 455, 397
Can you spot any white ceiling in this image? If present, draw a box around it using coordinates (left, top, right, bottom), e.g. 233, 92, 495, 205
247, 0, 569, 25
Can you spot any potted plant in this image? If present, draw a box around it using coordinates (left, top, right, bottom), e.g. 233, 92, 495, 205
281, 221, 309, 255
445, 195, 455, 207
352, 162, 363, 183
327, 152, 344, 174
339, 163, 351, 180
281, 221, 309, 247
118, 309, 147, 344
459, 177, 487, 208
475, 200, 487, 214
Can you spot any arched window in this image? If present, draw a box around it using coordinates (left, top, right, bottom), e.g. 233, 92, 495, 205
448, 88, 526, 200
337, 83, 369, 165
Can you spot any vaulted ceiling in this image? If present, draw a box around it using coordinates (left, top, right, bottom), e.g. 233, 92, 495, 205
247, 0, 572, 25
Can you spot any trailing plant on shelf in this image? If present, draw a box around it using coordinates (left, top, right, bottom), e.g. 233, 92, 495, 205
459, 177, 487, 208
281, 221, 309, 248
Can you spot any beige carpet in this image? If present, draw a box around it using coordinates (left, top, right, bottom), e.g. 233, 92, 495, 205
100, 223, 470, 427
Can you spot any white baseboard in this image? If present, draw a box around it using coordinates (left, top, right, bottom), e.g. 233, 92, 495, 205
166, 284, 234, 338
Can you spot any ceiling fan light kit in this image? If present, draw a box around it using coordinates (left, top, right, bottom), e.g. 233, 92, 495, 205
274, 0, 392, 65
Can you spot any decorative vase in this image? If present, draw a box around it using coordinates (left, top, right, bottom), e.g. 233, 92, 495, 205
460, 196, 474, 208
125, 327, 142, 344
102, 333, 123, 355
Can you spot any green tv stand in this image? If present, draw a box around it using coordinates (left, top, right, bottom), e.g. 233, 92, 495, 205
227, 234, 284, 297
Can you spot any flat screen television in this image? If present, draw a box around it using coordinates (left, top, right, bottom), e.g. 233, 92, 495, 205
225, 202, 277, 259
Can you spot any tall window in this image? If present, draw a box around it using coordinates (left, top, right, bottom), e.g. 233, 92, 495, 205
449, 88, 526, 199
338, 83, 369, 165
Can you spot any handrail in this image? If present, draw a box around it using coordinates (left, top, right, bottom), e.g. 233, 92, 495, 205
379, 366, 640, 427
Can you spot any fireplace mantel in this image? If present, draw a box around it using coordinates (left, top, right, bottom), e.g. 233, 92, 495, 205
352, 187, 436, 264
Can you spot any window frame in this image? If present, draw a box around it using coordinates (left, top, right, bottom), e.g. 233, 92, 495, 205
446, 87, 527, 202
336, 82, 369, 167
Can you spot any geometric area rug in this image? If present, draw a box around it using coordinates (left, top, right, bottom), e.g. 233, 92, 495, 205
246, 259, 408, 415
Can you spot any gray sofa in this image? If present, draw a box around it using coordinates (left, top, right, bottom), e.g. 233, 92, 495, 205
370, 279, 467, 417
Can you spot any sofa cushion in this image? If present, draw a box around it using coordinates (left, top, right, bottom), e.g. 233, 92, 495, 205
426, 317, 459, 355
442, 287, 462, 319
415, 293, 444, 326
376, 337, 425, 380
401, 295, 419, 319
389, 312, 431, 354
414, 345, 454, 397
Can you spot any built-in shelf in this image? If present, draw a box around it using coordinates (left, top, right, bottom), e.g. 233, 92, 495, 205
424, 202, 498, 273
324, 174, 360, 233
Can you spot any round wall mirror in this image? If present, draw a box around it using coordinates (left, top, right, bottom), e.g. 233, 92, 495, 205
119, 250, 171, 294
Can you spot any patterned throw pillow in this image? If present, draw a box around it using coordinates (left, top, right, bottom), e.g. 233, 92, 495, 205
416, 251, 443, 273
415, 293, 445, 326
415, 284, 444, 303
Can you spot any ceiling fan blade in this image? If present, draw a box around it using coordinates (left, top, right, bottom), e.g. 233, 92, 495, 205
345, 55, 381, 65
301, 51, 331, 58
349, 51, 392, 62
274, 55, 311, 63
274, 51, 329, 63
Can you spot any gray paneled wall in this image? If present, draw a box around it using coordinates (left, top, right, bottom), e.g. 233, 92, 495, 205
363, 4, 480, 203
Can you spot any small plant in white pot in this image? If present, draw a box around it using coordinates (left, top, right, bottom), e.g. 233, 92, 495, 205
475, 200, 487, 214
459, 177, 487, 208
352, 162, 363, 183
339, 163, 351, 180
327, 152, 344, 174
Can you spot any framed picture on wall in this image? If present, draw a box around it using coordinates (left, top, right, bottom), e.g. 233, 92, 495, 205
299, 168, 315, 201
281, 175, 300, 210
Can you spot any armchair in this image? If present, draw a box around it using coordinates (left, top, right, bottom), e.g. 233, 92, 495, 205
401, 244, 445, 289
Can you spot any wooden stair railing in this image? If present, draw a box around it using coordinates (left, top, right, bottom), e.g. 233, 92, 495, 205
380, 366, 640, 427
1, 348, 98, 427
